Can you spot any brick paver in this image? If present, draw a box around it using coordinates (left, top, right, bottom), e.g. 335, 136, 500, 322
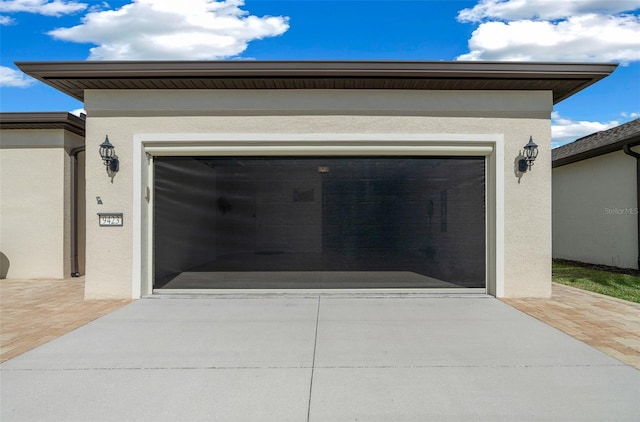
1, 279, 638, 370
503, 283, 640, 369
0, 277, 130, 363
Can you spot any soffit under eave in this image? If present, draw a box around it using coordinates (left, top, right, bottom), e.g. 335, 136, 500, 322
0, 113, 85, 137
16, 61, 617, 104
24, 76, 596, 104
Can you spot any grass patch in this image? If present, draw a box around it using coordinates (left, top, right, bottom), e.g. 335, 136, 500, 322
552, 260, 640, 303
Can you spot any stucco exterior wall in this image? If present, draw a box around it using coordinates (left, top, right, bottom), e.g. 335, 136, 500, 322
553, 149, 639, 269
84, 89, 552, 299
77, 150, 86, 275
0, 129, 82, 279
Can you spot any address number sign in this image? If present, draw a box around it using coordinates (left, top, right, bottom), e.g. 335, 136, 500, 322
98, 213, 123, 227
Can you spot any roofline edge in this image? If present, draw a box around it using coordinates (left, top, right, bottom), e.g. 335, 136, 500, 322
14, 60, 619, 105
553, 136, 640, 168
0, 112, 86, 137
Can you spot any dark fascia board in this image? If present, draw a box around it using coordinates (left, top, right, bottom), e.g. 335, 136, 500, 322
15, 60, 618, 103
0, 112, 85, 137
552, 135, 640, 168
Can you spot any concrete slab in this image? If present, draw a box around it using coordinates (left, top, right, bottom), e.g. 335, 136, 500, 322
1, 296, 638, 421
314, 297, 621, 367
309, 366, 640, 421
1, 368, 311, 422
1, 298, 319, 370
162, 271, 460, 289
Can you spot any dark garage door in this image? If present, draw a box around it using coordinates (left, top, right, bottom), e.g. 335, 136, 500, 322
153, 156, 485, 289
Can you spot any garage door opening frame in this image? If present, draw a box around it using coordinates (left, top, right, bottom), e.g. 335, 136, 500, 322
132, 133, 504, 298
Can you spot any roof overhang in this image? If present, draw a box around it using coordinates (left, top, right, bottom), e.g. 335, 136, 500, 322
16, 60, 618, 104
553, 135, 640, 168
0, 112, 85, 137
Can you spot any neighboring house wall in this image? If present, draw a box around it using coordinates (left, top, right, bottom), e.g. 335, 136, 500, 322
77, 150, 87, 275
83, 89, 553, 299
0, 129, 84, 278
553, 149, 639, 269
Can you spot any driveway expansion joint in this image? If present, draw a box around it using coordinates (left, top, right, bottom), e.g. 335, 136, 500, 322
307, 296, 321, 422
2, 363, 628, 372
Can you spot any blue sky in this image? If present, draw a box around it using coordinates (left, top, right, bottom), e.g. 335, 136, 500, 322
1, 0, 639, 147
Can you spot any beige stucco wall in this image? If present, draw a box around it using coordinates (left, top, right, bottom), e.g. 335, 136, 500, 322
0, 129, 83, 279
84, 89, 553, 299
77, 150, 87, 275
553, 149, 639, 269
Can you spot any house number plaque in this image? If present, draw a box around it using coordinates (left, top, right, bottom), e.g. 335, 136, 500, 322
98, 213, 123, 226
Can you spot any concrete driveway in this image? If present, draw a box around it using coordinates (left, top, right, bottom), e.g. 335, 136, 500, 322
1, 296, 638, 421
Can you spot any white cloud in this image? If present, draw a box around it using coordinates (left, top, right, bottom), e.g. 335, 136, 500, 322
0, 14, 15, 24
621, 111, 640, 118
0, 65, 36, 87
0, 0, 88, 17
458, 0, 640, 22
551, 112, 620, 148
70, 108, 86, 116
47, 0, 289, 60
457, 13, 640, 62
457, 1, 640, 63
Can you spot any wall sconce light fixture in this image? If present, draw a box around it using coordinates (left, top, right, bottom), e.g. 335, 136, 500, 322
518, 136, 539, 172
99, 135, 119, 174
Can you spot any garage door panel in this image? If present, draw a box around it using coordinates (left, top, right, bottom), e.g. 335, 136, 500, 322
153, 156, 485, 289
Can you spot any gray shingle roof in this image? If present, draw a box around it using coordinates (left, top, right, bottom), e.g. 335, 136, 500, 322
552, 118, 640, 167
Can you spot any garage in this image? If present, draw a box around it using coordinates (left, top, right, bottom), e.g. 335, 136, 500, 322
14, 60, 616, 298
153, 155, 485, 290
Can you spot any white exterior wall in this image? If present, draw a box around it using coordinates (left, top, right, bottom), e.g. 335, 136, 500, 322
553, 149, 639, 269
84, 89, 553, 299
0, 129, 83, 279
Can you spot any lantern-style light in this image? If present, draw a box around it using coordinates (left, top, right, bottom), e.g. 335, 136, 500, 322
99, 135, 119, 173
518, 136, 539, 172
